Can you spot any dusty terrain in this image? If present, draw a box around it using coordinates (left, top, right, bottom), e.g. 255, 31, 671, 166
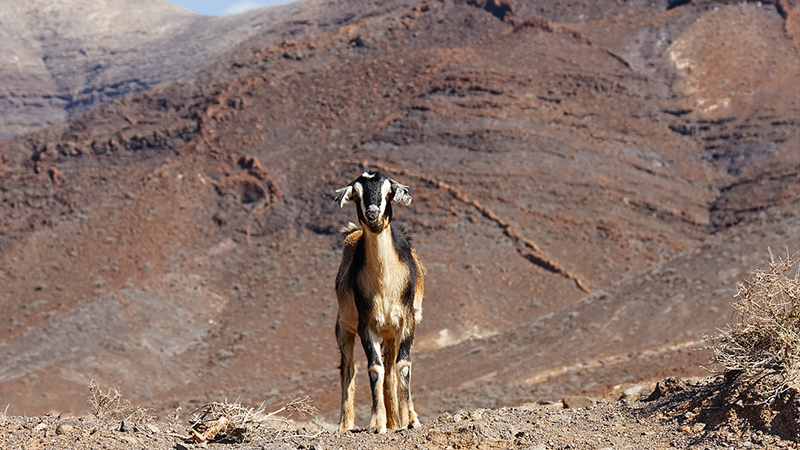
2, 376, 800, 449
0, 0, 799, 447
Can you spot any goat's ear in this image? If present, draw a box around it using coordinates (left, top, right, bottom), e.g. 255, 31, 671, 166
334, 185, 356, 208
390, 180, 412, 206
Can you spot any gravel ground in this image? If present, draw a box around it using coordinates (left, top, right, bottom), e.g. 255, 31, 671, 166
3, 376, 798, 450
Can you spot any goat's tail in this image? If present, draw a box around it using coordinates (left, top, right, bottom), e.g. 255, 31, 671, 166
339, 222, 360, 237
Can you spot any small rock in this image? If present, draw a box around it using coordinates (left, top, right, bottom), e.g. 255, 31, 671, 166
260, 443, 293, 450
525, 444, 547, 450
56, 424, 74, 435
622, 385, 644, 399
648, 377, 687, 400
119, 435, 140, 445
691, 422, 706, 433
469, 410, 483, 421
562, 396, 595, 409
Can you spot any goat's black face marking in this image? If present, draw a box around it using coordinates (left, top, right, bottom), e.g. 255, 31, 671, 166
356, 172, 390, 227
335, 170, 413, 233
355, 172, 392, 232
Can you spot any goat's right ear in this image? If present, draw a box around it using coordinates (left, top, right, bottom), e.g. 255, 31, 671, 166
334, 185, 355, 208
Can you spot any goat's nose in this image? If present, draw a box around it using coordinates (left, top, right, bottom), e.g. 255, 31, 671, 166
366, 205, 380, 222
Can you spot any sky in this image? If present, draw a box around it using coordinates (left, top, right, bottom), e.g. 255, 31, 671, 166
166, 0, 295, 15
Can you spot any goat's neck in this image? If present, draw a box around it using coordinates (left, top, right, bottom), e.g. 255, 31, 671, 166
362, 224, 399, 275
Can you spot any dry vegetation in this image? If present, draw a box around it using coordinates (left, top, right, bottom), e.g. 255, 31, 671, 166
84, 380, 320, 446
682, 249, 800, 442
87, 379, 155, 431
705, 249, 800, 400
185, 397, 318, 444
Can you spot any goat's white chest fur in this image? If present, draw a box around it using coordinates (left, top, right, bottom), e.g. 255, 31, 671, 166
358, 227, 410, 337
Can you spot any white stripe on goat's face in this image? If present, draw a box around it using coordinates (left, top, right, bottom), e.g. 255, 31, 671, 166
354, 173, 392, 232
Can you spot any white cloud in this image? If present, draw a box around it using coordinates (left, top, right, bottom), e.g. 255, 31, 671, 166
222, 1, 267, 14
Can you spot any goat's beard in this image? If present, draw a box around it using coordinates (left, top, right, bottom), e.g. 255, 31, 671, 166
362, 217, 390, 234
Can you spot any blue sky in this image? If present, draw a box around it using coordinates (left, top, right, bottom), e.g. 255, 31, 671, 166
166, 0, 295, 15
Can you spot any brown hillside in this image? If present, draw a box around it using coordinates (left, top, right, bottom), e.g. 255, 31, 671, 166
0, 0, 303, 139
0, 0, 798, 430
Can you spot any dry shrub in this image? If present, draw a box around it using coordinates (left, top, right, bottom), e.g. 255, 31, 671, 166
705, 249, 800, 382
187, 396, 317, 444
689, 250, 800, 441
87, 379, 154, 430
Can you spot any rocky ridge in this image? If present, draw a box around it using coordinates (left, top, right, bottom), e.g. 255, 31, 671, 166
0, 0, 797, 441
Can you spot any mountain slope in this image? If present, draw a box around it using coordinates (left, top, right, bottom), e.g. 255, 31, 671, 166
0, 0, 797, 424
0, 0, 303, 139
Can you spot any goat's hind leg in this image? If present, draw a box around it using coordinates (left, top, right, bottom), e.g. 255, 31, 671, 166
397, 336, 420, 429
336, 321, 357, 433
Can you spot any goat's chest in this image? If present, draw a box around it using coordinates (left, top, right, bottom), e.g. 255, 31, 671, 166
357, 261, 410, 334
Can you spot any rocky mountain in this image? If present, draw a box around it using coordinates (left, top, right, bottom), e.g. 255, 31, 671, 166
0, 0, 303, 139
0, 0, 798, 428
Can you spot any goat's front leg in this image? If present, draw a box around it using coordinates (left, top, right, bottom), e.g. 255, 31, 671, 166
397, 335, 420, 429
382, 337, 399, 430
360, 328, 386, 433
336, 321, 357, 433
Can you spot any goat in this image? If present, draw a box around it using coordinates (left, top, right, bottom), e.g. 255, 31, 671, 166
333, 170, 425, 433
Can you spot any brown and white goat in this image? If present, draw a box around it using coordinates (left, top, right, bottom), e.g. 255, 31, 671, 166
333, 170, 424, 433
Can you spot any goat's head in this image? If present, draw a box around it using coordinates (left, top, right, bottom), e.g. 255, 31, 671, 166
335, 170, 412, 233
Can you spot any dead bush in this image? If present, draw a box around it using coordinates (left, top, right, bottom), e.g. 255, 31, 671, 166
705, 249, 800, 396
187, 396, 317, 444
87, 379, 154, 431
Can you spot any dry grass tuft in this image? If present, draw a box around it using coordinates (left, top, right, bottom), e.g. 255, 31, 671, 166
705, 248, 800, 400
187, 396, 318, 444
87, 379, 154, 430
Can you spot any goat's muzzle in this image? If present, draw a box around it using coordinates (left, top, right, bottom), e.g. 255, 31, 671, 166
365, 205, 381, 223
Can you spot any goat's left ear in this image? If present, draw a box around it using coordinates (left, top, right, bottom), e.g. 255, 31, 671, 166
390, 179, 412, 206
334, 185, 356, 208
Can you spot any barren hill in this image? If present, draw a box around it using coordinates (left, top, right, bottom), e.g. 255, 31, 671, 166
0, 0, 798, 432
0, 0, 303, 139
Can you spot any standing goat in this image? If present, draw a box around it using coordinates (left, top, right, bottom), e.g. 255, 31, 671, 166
333, 170, 425, 433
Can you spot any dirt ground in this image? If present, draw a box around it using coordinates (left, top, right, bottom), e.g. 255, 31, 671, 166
2, 376, 798, 450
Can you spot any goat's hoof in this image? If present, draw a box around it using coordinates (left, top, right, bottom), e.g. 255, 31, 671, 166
338, 420, 355, 433
368, 424, 387, 434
